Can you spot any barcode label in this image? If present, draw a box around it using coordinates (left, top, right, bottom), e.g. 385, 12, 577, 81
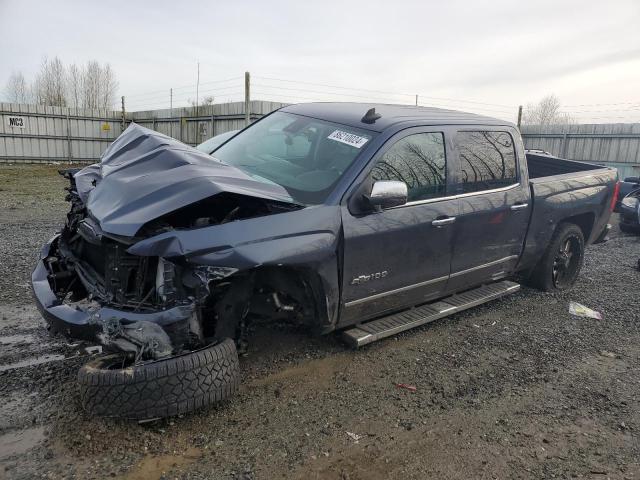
327, 130, 369, 148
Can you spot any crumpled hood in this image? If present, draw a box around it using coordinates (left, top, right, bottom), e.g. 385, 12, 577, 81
75, 123, 294, 237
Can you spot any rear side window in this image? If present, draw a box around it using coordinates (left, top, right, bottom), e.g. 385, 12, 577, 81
455, 131, 518, 193
371, 132, 446, 202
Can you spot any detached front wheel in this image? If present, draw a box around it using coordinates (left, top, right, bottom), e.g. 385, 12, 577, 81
77, 339, 240, 420
528, 223, 585, 292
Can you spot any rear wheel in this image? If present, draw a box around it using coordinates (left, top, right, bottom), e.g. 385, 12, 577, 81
77, 339, 240, 420
528, 223, 585, 292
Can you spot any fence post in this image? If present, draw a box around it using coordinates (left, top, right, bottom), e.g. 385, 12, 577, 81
562, 133, 569, 158
66, 108, 72, 163
415, 95, 418, 106
121, 96, 126, 131
517, 105, 523, 129
170, 88, 173, 138
244, 71, 251, 127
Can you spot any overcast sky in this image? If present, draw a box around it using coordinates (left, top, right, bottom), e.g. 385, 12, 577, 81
1, 0, 639, 122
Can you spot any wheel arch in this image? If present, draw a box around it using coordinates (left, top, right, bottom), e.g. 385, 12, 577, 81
559, 212, 595, 243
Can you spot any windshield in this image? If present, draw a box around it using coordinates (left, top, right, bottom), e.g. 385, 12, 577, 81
211, 112, 375, 204
195, 130, 238, 154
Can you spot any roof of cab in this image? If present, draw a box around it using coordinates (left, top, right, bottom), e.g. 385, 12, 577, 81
280, 102, 514, 133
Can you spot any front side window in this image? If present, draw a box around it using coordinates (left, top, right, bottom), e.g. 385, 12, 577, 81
212, 112, 375, 204
371, 132, 446, 202
455, 131, 518, 193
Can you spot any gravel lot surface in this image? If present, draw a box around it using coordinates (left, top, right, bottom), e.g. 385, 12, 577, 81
0, 165, 639, 480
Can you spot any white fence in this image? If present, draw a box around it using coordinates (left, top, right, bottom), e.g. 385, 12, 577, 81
0, 101, 286, 164
521, 123, 640, 179
3, 103, 640, 179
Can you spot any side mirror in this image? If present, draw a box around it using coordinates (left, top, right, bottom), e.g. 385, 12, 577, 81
624, 176, 639, 184
367, 180, 408, 209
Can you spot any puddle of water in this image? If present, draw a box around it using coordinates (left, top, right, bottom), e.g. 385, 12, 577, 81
0, 426, 46, 460
0, 334, 36, 345
0, 354, 65, 373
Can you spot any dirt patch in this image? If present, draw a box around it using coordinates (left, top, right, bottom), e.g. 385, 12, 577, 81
119, 447, 202, 480
0, 427, 46, 461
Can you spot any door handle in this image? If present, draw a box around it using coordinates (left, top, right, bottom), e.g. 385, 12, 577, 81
510, 203, 529, 211
432, 216, 456, 226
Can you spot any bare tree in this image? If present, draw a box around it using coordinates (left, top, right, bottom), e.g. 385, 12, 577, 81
4, 72, 30, 103
6, 57, 118, 108
189, 95, 214, 107
67, 63, 82, 108
99, 64, 118, 109
522, 94, 573, 126
82, 61, 101, 109
80, 61, 118, 109
33, 57, 67, 106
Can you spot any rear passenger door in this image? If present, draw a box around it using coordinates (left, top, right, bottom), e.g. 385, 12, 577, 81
447, 129, 531, 292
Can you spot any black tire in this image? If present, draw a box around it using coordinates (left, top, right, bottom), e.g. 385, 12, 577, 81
528, 223, 585, 292
77, 339, 240, 420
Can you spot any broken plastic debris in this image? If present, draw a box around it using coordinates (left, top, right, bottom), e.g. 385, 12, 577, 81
568, 302, 603, 320
395, 383, 417, 392
346, 432, 362, 442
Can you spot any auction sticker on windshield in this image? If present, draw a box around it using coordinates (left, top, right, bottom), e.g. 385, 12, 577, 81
327, 130, 369, 148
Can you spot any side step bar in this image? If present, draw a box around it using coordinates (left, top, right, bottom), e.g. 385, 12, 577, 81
342, 280, 520, 348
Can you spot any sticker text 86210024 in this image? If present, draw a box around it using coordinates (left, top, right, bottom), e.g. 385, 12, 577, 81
327, 130, 369, 148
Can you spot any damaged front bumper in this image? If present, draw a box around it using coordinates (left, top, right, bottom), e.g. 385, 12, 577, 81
32, 234, 195, 350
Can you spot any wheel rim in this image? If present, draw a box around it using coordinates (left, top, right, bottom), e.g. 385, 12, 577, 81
552, 235, 581, 288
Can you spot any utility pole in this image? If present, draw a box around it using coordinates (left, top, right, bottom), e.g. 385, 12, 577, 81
244, 71, 251, 127
170, 88, 173, 138
195, 62, 200, 117
121, 96, 126, 131
517, 105, 523, 129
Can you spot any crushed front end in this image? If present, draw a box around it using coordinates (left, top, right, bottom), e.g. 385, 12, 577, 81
32, 170, 202, 360
32, 123, 342, 363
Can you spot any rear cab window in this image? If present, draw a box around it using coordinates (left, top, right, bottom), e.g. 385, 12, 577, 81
454, 131, 518, 193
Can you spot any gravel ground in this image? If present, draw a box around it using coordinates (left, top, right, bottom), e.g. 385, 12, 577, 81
0, 165, 639, 480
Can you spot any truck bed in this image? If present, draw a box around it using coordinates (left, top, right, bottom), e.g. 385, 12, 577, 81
525, 151, 604, 179
517, 150, 618, 274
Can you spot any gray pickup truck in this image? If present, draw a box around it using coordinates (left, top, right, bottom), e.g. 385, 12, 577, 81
32, 103, 618, 420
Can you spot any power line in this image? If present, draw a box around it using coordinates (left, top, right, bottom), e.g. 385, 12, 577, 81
253, 84, 515, 115
253, 75, 516, 109
559, 107, 640, 114
253, 83, 415, 103
123, 76, 243, 100
125, 85, 244, 107
562, 101, 640, 108
126, 92, 245, 111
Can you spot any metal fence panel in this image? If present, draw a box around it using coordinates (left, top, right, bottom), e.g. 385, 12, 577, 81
0, 100, 286, 164
521, 123, 640, 179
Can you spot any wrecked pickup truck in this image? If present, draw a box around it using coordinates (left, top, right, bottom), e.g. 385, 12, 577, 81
32, 103, 618, 420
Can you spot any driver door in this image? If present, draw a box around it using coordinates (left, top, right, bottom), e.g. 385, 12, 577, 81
339, 129, 458, 326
